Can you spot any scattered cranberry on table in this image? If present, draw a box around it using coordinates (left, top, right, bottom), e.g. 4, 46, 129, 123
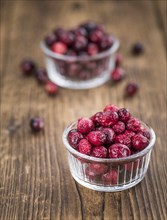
111, 67, 125, 82
132, 42, 144, 55
45, 81, 58, 95
21, 59, 36, 76
125, 82, 139, 97
35, 68, 48, 84
30, 117, 44, 132
115, 54, 122, 67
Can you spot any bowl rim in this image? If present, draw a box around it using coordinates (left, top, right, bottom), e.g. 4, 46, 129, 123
40, 36, 120, 62
62, 119, 156, 163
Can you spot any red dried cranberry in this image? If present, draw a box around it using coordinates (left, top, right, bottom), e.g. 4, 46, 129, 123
51, 42, 67, 54
57, 31, 75, 46
87, 43, 99, 55
126, 117, 141, 132
112, 121, 125, 134
132, 134, 149, 150
90, 112, 103, 126
35, 68, 48, 84
102, 170, 118, 184
118, 108, 131, 122
87, 163, 108, 175
21, 59, 36, 76
99, 35, 113, 51
111, 68, 125, 82
89, 30, 104, 43
77, 118, 94, 134
98, 111, 119, 127
45, 81, 58, 95
102, 128, 116, 145
91, 146, 107, 158
54, 28, 65, 38
87, 131, 106, 146
138, 127, 150, 140
30, 117, 44, 132
115, 54, 122, 67
125, 82, 139, 96
132, 42, 144, 55
73, 35, 88, 51
44, 35, 57, 47
78, 139, 92, 155
115, 134, 131, 148
67, 129, 83, 149
80, 21, 96, 32
72, 27, 87, 37
124, 130, 135, 139
108, 144, 131, 158
85, 167, 97, 180
103, 104, 119, 113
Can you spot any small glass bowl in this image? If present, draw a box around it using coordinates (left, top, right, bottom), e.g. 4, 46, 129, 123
62, 120, 156, 192
40, 38, 120, 89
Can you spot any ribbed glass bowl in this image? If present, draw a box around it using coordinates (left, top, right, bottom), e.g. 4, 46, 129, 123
62, 120, 156, 192
40, 37, 120, 89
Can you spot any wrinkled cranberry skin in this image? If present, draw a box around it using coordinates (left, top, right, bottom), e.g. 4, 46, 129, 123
132, 134, 149, 150
111, 68, 125, 82
102, 127, 116, 145
125, 82, 139, 96
67, 129, 83, 149
44, 35, 57, 47
118, 108, 131, 122
102, 170, 118, 184
126, 117, 141, 132
132, 42, 144, 55
87, 131, 106, 146
45, 81, 58, 95
115, 134, 131, 148
78, 139, 92, 155
108, 144, 131, 158
80, 21, 97, 32
30, 117, 44, 132
57, 31, 75, 46
89, 30, 104, 43
112, 121, 125, 134
21, 59, 36, 76
91, 112, 103, 127
73, 36, 88, 51
87, 43, 99, 55
124, 130, 135, 139
98, 111, 119, 127
138, 127, 150, 140
91, 146, 108, 158
77, 118, 94, 134
99, 35, 113, 51
88, 163, 108, 175
103, 104, 119, 113
51, 42, 67, 54
36, 69, 48, 84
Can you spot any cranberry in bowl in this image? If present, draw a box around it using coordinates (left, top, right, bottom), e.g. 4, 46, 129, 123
62, 105, 156, 192
41, 22, 120, 89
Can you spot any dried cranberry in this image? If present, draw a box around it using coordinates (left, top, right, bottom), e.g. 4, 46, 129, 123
112, 121, 125, 134
111, 68, 125, 82
103, 104, 119, 113
73, 35, 88, 51
108, 144, 131, 158
115, 54, 122, 67
77, 118, 94, 134
30, 117, 44, 132
126, 117, 141, 132
91, 112, 103, 126
132, 134, 149, 150
102, 170, 118, 184
45, 81, 58, 95
86, 163, 108, 180
125, 82, 139, 96
57, 31, 75, 46
132, 42, 144, 55
20, 59, 36, 76
51, 42, 67, 54
67, 129, 83, 149
44, 35, 57, 47
99, 35, 113, 51
118, 108, 131, 122
87, 43, 99, 55
138, 127, 150, 140
124, 130, 135, 139
98, 111, 119, 127
115, 134, 131, 148
87, 131, 106, 146
91, 146, 108, 158
78, 139, 92, 155
89, 30, 104, 43
35, 68, 48, 84
102, 128, 116, 145
80, 21, 97, 32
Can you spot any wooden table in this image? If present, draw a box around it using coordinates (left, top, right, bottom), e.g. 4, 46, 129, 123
1, 1, 166, 219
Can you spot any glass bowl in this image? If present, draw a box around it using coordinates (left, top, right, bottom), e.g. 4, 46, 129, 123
62, 120, 156, 192
40, 37, 120, 89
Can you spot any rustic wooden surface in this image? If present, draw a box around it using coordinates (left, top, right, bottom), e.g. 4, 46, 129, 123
0, 1, 166, 220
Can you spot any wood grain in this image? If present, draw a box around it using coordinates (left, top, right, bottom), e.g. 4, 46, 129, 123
0, 1, 166, 220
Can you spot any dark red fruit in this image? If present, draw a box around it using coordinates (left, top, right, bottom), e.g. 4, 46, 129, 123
78, 139, 92, 155
87, 131, 106, 146
102, 128, 116, 145
45, 81, 58, 95
66, 50, 77, 56
103, 104, 119, 113
80, 21, 97, 32
89, 30, 104, 43
21, 59, 36, 76
73, 35, 88, 51
132, 42, 144, 55
87, 43, 99, 55
36, 68, 48, 83
51, 42, 67, 54
126, 117, 141, 132
99, 35, 113, 51
132, 134, 149, 150
138, 127, 150, 140
30, 117, 44, 132
102, 170, 118, 184
91, 146, 108, 158
54, 28, 65, 38
108, 144, 131, 158
111, 68, 125, 82
44, 35, 57, 47
115, 54, 122, 67
125, 82, 139, 96
115, 134, 131, 148
87, 163, 108, 175
57, 31, 75, 46
72, 27, 87, 37
91, 112, 103, 126
98, 111, 119, 127
77, 118, 94, 134
124, 130, 135, 139
118, 108, 131, 122
67, 129, 83, 149
112, 121, 125, 134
